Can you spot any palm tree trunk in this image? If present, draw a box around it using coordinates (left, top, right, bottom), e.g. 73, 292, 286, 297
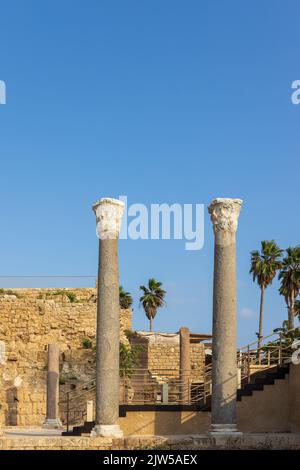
150, 317, 152, 332
288, 291, 295, 330
257, 286, 265, 355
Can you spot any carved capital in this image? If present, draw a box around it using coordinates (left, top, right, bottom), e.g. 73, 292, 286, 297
92, 198, 125, 239
208, 198, 243, 234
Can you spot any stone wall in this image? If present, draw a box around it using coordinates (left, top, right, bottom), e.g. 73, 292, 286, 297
120, 410, 210, 436
0, 288, 132, 426
2, 433, 300, 450
131, 332, 206, 379
0, 288, 208, 428
237, 363, 300, 433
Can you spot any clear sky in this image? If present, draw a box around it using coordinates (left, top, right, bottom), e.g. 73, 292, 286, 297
0, 1, 299, 345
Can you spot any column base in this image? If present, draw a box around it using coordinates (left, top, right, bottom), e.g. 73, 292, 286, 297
42, 418, 63, 429
209, 423, 242, 435
91, 424, 123, 438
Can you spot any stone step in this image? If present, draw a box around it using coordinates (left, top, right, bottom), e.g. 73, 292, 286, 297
237, 364, 290, 402
254, 376, 275, 385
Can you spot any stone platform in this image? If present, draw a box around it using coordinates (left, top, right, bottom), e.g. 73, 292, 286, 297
1, 429, 300, 450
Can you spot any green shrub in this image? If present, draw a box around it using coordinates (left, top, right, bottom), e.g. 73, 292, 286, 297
82, 338, 93, 349
119, 343, 144, 378
65, 291, 77, 303
53, 289, 77, 303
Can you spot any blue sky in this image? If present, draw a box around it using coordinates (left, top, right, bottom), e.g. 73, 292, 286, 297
0, 1, 299, 345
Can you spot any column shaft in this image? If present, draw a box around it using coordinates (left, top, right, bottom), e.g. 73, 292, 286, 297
179, 327, 191, 404
211, 232, 237, 428
43, 343, 61, 428
95, 238, 120, 426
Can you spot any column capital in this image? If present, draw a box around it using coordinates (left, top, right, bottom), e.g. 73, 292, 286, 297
208, 198, 243, 234
92, 198, 125, 239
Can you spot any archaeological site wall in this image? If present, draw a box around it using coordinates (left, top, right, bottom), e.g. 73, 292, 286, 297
130, 332, 206, 378
0, 288, 208, 428
0, 288, 131, 426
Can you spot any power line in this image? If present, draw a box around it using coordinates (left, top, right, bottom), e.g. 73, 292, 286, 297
0, 275, 96, 278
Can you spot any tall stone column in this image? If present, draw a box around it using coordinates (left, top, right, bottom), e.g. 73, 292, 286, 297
91, 197, 125, 438
43, 343, 62, 428
208, 198, 243, 433
179, 327, 191, 404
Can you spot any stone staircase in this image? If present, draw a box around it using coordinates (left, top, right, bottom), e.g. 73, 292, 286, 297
187, 363, 290, 412
237, 363, 290, 402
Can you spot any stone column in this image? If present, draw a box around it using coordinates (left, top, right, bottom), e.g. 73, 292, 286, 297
86, 400, 94, 422
43, 343, 62, 428
91, 197, 125, 438
179, 327, 191, 404
208, 198, 243, 433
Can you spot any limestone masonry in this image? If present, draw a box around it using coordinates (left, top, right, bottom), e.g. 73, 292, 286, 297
0, 288, 131, 426
0, 288, 206, 428
131, 331, 205, 379
0, 288, 207, 428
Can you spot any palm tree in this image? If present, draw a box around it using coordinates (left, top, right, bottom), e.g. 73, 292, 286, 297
279, 246, 300, 329
119, 286, 133, 309
139, 278, 166, 332
250, 240, 283, 351
294, 299, 300, 321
